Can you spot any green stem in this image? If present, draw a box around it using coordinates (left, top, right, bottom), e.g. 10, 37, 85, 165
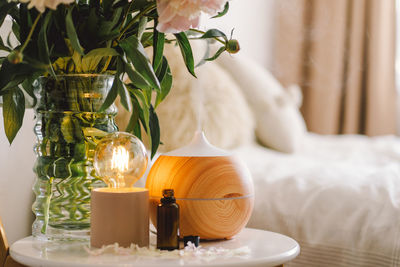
120, 1, 135, 32
101, 56, 112, 73
102, 4, 156, 72
117, 4, 156, 41
189, 28, 226, 45
170, 37, 222, 42
20, 13, 42, 54
41, 177, 54, 234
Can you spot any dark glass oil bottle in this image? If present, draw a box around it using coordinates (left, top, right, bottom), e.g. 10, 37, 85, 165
157, 189, 180, 250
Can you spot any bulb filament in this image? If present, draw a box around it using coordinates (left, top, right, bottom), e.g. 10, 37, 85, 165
111, 146, 129, 173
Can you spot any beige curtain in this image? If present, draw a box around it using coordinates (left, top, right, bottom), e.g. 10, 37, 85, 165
273, 0, 396, 135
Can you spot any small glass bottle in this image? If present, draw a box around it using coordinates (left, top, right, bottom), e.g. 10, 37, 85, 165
157, 189, 180, 250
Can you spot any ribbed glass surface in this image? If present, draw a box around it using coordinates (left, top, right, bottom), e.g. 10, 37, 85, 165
32, 75, 118, 240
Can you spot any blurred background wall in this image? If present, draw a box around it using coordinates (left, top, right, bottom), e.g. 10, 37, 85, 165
203, 0, 276, 69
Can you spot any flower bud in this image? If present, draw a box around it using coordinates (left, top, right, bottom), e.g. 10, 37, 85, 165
7, 50, 23, 64
226, 39, 240, 54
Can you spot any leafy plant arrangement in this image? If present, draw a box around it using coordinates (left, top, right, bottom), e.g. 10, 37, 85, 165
0, 0, 239, 157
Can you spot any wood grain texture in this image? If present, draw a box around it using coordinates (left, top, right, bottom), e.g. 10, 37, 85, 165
1, 217, 9, 267
146, 155, 254, 239
1, 217, 25, 267
5, 256, 26, 267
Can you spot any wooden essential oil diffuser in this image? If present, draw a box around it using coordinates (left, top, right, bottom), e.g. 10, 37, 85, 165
146, 132, 254, 240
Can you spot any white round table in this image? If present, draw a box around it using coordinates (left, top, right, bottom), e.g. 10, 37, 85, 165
10, 228, 300, 267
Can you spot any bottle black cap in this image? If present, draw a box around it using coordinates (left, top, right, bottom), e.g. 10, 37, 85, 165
162, 189, 174, 198
161, 189, 176, 204
183, 236, 200, 247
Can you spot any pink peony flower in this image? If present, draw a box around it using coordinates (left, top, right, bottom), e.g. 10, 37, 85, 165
156, 0, 227, 33
18, 0, 75, 13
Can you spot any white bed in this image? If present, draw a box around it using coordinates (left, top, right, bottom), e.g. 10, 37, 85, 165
235, 134, 400, 266
1, 44, 400, 266
208, 50, 400, 266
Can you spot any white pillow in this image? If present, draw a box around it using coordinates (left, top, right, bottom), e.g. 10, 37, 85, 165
216, 53, 307, 153
155, 44, 255, 152
116, 43, 255, 152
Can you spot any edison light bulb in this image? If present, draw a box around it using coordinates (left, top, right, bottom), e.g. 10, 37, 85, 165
93, 132, 148, 188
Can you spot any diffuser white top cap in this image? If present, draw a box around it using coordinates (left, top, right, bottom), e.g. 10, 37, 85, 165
165, 131, 231, 157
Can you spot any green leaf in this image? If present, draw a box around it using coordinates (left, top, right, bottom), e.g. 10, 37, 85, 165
118, 81, 132, 112
149, 105, 160, 158
21, 74, 39, 101
38, 12, 56, 77
125, 62, 152, 90
129, 88, 149, 114
127, 86, 148, 108
174, 32, 196, 77
131, 0, 151, 10
155, 57, 172, 107
125, 96, 140, 133
88, 0, 100, 8
200, 29, 228, 41
1, 75, 25, 91
85, 8, 99, 40
119, 35, 161, 90
11, 20, 20, 43
0, 42, 11, 52
2, 87, 25, 144
155, 55, 168, 82
18, 6, 30, 42
130, 88, 150, 140
138, 16, 148, 41
143, 87, 152, 107
128, 87, 151, 149
6, 31, 12, 48
212, 2, 229, 18
206, 46, 226, 61
125, 95, 145, 141
72, 51, 82, 72
6, 6, 19, 25
61, 116, 84, 143
152, 29, 165, 71
66, 7, 84, 55
0, 89, 11, 96
98, 7, 123, 41
85, 48, 119, 58
116, 59, 132, 112
0, 61, 35, 91
141, 32, 153, 46
133, 121, 141, 140
99, 78, 119, 112
101, 0, 114, 12
131, 0, 150, 10
23, 55, 52, 71
82, 47, 119, 72
0, 2, 16, 29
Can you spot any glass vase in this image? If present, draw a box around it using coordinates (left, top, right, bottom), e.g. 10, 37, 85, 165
32, 74, 118, 240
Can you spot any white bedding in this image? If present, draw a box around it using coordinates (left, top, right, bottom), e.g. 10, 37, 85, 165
235, 134, 400, 266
